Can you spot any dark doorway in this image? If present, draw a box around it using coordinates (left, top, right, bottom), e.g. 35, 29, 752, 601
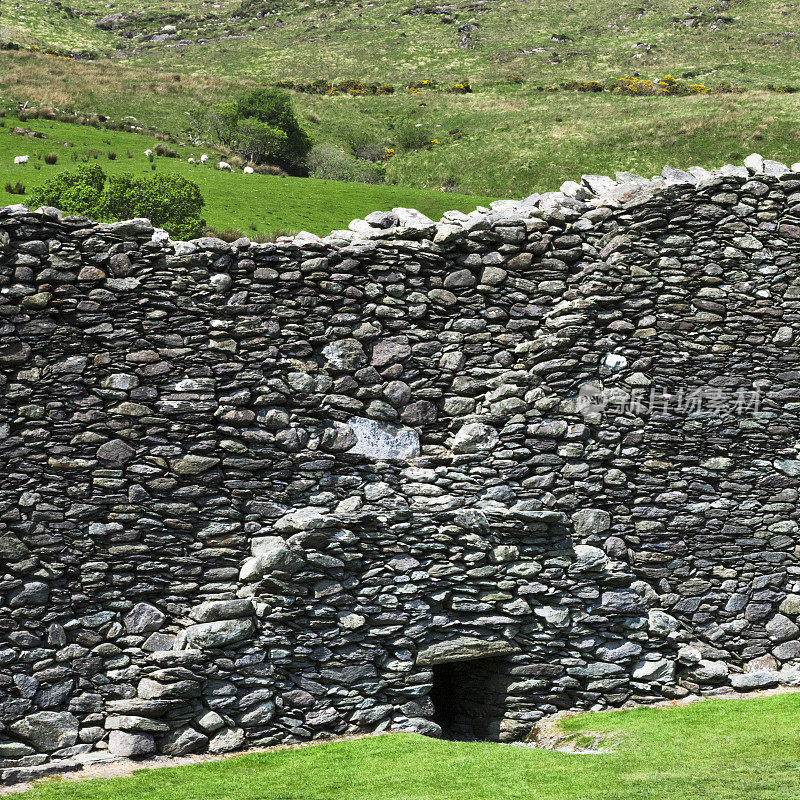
429, 657, 509, 741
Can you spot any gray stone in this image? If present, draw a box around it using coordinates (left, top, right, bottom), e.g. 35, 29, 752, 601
572, 509, 611, 536
170, 455, 220, 475
104, 716, 170, 733
180, 618, 256, 650
648, 610, 680, 636
208, 727, 245, 753
632, 658, 675, 682
570, 545, 608, 573
0, 760, 80, 786
10, 712, 79, 752
239, 701, 276, 728
97, 439, 135, 465
451, 423, 498, 454
346, 417, 420, 461
190, 599, 254, 623
0, 742, 35, 759
773, 640, 800, 661
240, 538, 304, 581
765, 614, 799, 642
323, 339, 367, 371
158, 726, 209, 756
107, 731, 155, 758
417, 637, 520, 666
688, 660, 728, 683
124, 603, 165, 635
8, 582, 49, 608
730, 671, 780, 691
779, 595, 800, 615
371, 337, 411, 367
196, 710, 226, 733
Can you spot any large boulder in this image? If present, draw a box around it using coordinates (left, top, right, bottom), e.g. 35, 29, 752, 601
9, 711, 79, 752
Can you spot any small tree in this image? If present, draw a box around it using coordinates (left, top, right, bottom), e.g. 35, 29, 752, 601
198, 87, 312, 173
235, 118, 289, 165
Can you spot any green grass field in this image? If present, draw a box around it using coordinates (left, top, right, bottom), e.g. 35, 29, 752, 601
0, 117, 492, 235
16, 694, 800, 800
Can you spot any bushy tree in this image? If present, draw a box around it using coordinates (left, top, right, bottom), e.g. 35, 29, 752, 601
235, 88, 311, 169
29, 168, 205, 239
235, 118, 289, 166
190, 88, 312, 173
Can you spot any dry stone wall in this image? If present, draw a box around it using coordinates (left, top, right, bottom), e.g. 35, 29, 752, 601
3, 153, 800, 781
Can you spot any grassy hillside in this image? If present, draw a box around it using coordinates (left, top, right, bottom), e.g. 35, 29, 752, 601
125, 0, 800, 88
0, 118, 492, 235
2, 0, 800, 208
18, 694, 800, 800
8, 0, 800, 87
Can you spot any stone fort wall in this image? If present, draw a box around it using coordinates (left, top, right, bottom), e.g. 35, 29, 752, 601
3, 154, 800, 781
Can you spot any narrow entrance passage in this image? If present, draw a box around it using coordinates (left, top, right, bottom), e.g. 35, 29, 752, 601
429, 657, 509, 740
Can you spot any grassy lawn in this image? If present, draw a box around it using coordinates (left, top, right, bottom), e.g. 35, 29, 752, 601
0, 118, 492, 236
17, 694, 800, 800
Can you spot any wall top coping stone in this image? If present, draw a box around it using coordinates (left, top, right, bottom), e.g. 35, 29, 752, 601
2, 153, 797, 258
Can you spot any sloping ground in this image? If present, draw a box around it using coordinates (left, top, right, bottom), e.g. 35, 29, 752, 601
0, 117, 492, 235
1, 0, 800, 200
8, 0, 800, 88
12, 694, 800, 800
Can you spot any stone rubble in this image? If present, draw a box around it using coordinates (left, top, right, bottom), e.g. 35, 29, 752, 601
2, 153, 800, 781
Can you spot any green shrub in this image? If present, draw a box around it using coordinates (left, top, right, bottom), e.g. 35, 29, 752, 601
4, 181, 25, 195
154, 143, 179, 158
446, 81, 472, 94
30, 165, 106, 215
29, 167, 205, 239
344, 128, 387, 162
44, 152, 58, 165
306, 145, 384, 184
394, 122, 435, 151
105, 173, 205, 239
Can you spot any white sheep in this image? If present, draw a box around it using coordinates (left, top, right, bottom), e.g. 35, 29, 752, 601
144, 149, 154, 162
200, 154, 208, 164
188, 157, 196, 164
14, 155, 29, 165
218, 161, 232, 171
243, 166, 254, 174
